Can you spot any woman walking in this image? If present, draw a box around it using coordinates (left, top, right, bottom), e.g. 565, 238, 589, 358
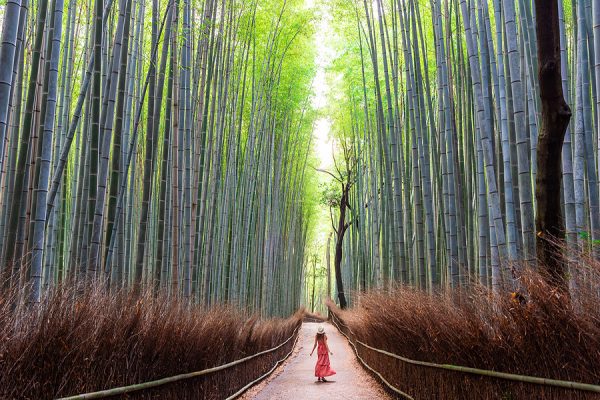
309, 326, 336, 382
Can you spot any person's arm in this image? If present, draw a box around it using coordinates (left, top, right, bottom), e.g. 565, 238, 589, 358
325, 335, 333, 355
310, 336, 317, 356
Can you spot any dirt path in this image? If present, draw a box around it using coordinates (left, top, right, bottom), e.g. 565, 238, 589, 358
241, 322, 392, 400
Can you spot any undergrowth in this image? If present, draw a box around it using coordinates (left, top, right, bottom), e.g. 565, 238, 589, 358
0, 283, 302, 399
330, 258, 600, 399
303, 310, 328, 322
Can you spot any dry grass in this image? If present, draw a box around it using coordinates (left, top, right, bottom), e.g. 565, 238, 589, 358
330, 260, 600, 399
303, 309, 327, 323
0, 283, 302, 399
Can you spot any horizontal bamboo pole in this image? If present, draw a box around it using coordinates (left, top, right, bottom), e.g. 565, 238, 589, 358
329, 309, 600, 394
225, 327, 302, 400
57, 324, 301, 400
330, 313, 414, 399
357, 339, 600, 393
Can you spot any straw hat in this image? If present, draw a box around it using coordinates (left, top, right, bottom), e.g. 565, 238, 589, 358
317, 326, 325, 335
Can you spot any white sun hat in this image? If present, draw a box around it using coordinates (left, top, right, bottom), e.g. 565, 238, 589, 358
317, 326, 325, 334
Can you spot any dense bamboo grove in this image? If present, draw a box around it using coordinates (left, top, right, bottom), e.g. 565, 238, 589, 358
0, 0, 317, 316
319, 0, 600, 300
6, 0, 600, 397
0, 0, 597, 315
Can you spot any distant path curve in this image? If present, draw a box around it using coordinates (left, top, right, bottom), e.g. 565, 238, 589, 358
241, 322, 392, 400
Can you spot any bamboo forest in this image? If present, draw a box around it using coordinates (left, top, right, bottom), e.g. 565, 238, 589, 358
1, 0, 600, 398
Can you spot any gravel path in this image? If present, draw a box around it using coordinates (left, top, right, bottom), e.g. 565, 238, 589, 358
241, 322, 392, 400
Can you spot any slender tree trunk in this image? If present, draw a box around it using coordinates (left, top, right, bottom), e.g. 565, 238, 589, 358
0, 0, 22, 175
5, 0, 50, 273
326, 232, 331, 298
30, 0, 65, 302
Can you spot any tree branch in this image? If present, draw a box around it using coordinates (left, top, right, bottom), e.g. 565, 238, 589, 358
343, 220, 353, 232
314, 167, 342, 183
330, 207, 339, 235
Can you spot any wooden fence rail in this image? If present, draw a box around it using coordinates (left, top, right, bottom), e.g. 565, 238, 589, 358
57, 325, 301, 400
329, 308, 600, 398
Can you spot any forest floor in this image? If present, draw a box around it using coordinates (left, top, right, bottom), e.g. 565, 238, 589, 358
241, 322, 391, 400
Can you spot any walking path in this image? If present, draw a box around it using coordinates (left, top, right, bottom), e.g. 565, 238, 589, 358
242, 322, 392, 400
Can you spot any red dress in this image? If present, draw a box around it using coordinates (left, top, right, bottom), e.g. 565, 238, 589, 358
315, 337, 336, 378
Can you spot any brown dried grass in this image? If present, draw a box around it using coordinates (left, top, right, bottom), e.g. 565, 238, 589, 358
303, 310, 327, 323
330, 259, 600, 399
0, 283, 302, 399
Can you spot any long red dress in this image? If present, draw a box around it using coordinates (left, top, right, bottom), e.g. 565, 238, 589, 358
315, 336, 336, 378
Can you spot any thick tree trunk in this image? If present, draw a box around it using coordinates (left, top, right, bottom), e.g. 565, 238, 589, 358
334, 189, 349, 309
534, 0, 571, 287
